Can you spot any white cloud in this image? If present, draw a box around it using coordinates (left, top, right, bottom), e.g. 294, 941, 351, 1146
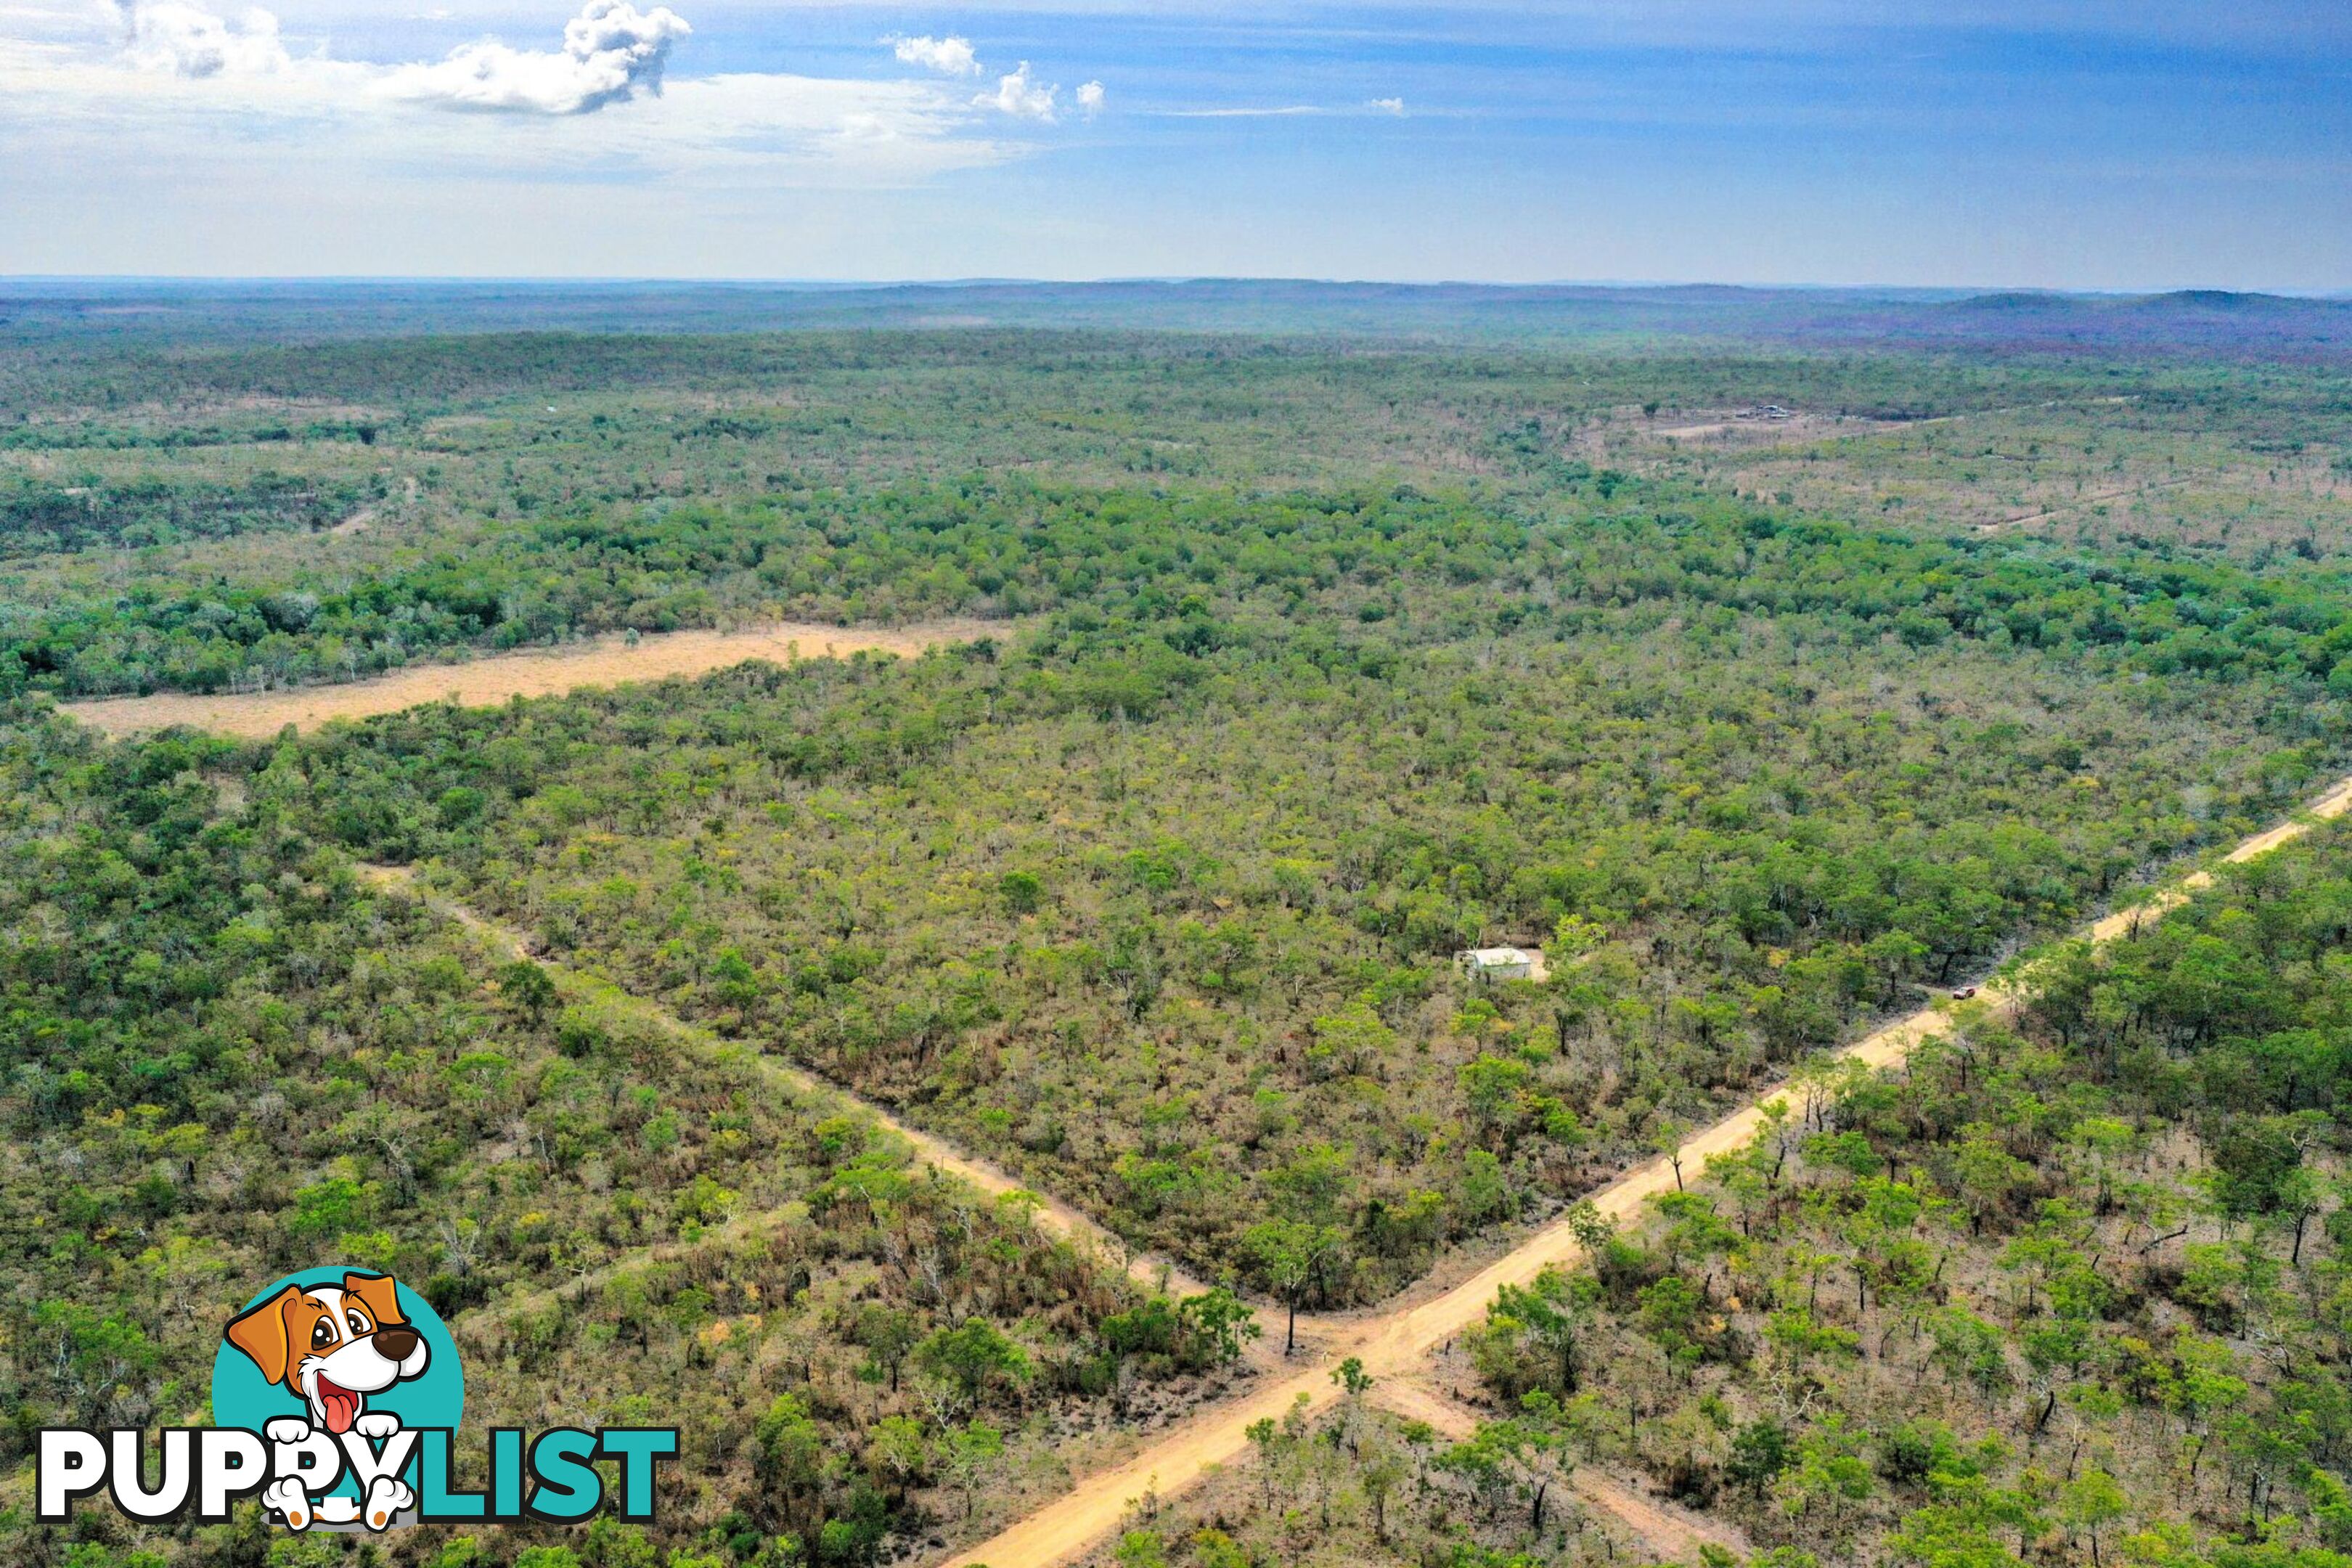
378, 0, 689, 114
102, 0, 691, 113
0, 0, 1094, 215
118, 0, 290, 77
1076, 78, 1103, 115
889, 32, 975, 76
1369, 95, 1403, 115
979, 59, 1054, 121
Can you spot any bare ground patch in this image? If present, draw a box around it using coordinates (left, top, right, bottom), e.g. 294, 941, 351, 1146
60, 617, 1008, 739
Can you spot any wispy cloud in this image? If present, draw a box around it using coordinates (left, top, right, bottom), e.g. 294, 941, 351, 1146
1076, 78, 1103, 115
1145, 98, 1411, 120
1152, 104, 1318, 118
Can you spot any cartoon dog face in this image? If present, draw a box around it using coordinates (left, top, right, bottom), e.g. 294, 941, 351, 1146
224, 1273, 430, 1435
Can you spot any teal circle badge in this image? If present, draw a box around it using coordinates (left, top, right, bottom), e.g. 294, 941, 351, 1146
211, 1268, 463, 1516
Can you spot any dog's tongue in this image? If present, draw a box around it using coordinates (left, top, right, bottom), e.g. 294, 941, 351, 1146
318, 1379, 359, 1435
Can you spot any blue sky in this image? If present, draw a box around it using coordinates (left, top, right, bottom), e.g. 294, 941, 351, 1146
1, 1, 2345, 285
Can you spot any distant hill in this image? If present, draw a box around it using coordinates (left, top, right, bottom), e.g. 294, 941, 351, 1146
4, 277, 2349, 359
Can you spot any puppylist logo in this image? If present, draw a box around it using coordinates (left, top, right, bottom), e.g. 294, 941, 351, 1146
39, 1269, 677, 1532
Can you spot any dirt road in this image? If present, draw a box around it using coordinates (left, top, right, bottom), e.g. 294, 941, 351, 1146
61, 618, 1000, 740
939, 774, 2352, 1568
354, 865, 1225, 1308
1645, 395, 2141, 449
941, 991, 1967, 1566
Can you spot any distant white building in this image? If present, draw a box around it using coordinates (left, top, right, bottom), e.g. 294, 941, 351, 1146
1458, 947, 1536, 981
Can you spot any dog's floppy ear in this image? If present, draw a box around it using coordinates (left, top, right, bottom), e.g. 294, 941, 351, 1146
343, 1272, 405, 1328
224, 1285, 303, 1387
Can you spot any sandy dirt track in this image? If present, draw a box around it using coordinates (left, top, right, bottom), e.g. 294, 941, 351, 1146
938, 774, 2352, 1568
60, 618, 1002, 739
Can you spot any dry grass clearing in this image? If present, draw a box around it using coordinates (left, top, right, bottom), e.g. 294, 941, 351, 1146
60, 617, 1003, 738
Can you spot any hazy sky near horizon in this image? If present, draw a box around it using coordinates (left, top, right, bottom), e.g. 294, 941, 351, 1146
2, 1, 2345, 287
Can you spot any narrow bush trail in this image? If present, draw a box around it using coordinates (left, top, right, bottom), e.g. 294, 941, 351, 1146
354, 865, 1228, 1311
1372, 1377, 1753, 1563
62, 617, 1001, 739
939, 773, 2352, 1568
1980, 474, 2196, 532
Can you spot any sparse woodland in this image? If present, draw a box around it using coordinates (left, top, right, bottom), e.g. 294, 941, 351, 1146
0, 709, 1259, 1568
6, 315, 2352, 1568
256, 494, 2352, 1305
1079, 824, 2352, 1568
1414, 820, 2352, 1568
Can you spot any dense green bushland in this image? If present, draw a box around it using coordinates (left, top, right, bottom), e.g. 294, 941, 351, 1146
21, 458, 2352, 701
221, 485, 2352, 1304
1442, 819, 2352, 1568
0, 707, 1254, 1567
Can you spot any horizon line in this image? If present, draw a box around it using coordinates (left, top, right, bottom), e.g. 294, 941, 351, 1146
4, 275, 2349, 301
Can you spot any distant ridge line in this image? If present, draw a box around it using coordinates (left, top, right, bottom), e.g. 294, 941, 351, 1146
4, 277, 2347, 360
